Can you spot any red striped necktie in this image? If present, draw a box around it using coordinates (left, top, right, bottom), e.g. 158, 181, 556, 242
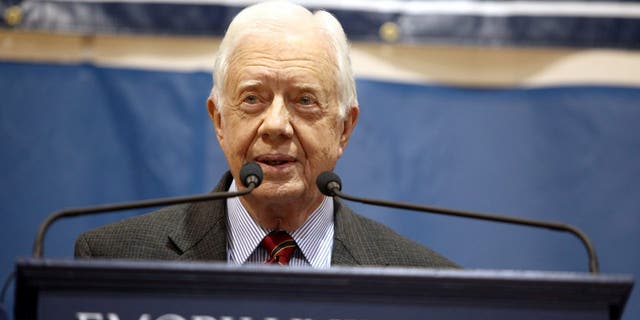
261, 231, 297, 265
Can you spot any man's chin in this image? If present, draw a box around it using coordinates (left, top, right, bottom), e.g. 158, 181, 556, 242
252, 180, 305, 200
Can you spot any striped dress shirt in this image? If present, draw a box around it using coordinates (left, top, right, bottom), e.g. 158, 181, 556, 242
226, 180, 334, 268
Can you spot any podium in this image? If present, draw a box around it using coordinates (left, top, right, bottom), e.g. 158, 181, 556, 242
15, 258, 633, 320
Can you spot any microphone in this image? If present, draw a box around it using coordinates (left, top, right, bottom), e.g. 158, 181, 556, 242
317, 171, 600, 274
33, 162, 263, 258
240, 161, 262, 189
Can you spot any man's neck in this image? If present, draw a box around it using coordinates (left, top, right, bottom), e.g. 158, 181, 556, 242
239, 193, 324, 231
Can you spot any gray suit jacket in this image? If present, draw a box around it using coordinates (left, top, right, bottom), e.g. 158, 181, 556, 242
75, 172, 458, 268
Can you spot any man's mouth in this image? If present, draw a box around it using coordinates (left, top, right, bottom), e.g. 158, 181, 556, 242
255, 155, 296, 167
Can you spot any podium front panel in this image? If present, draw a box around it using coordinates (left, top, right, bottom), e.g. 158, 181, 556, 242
15, 259, 634, 320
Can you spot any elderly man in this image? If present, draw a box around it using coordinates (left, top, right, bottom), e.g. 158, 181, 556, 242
75, 1, 457, 269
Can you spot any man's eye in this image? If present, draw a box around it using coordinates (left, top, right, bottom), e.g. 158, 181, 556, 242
298, 95, 315, 106
243, 95, 260, 104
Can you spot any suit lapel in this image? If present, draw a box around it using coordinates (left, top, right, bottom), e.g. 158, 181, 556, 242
331, 237, 359, 265
168, 172, 234, 261
331, 199, 362, 266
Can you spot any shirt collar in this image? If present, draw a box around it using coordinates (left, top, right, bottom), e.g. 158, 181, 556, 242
226, 179, 334, 268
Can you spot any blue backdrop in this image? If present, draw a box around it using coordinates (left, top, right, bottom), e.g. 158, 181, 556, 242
1, 60, 639, 318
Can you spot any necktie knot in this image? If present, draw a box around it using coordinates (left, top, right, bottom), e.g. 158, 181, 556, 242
261, 231, 297, 265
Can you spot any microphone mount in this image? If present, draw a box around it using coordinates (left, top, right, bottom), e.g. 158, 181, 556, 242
318, 171, 600, 274
33, 162, 263, 258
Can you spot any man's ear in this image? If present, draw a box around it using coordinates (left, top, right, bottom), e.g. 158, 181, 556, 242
338, 105, 359, 157
207, 97, 224, 143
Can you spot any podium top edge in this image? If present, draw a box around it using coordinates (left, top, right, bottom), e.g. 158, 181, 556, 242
16, 257, 635, 284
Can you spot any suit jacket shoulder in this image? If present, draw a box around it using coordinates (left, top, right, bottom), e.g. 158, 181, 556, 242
331, 199, 459, 269
75, 172, 233, 261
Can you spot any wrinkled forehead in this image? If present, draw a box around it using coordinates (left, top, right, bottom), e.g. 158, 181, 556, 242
225, 32, 339, 99
219, 4, 341, 95
234, 27, 334, 60
228, 12, 333, 52
225, 25, 339, 83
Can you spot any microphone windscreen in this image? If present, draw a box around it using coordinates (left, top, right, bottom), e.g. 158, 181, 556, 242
240, 162, 263, 188
316, 171, 341, 196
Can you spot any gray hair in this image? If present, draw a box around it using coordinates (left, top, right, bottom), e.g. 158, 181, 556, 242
210, 1, 358, 118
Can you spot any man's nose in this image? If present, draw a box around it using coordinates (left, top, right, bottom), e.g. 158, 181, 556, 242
259, 96, 293, 140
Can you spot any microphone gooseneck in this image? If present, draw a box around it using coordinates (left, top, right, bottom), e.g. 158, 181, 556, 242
316, 171, 600, 274
33, 163, 263, 258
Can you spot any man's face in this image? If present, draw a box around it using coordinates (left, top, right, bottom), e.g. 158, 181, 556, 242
209, 29, 357, 211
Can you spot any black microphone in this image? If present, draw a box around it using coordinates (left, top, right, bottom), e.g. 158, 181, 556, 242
33, 162, 263, 258
317, 171, 600, 274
